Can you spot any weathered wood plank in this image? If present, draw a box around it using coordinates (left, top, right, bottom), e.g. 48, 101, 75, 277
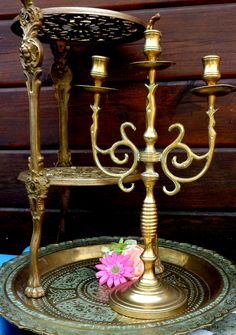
1, 4, 236, 85
1, 0, 236, 19
0, 208, 235, 261
1, 79, 236, 148
0, 148, 235, 209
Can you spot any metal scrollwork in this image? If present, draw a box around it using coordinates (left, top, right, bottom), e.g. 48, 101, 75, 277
90, 102, 140, 192
89, 55, 140, 193
25, 171, 49, 202
19, 0, 44, 173
25, 171, 49, 298
19, 5, 43, 76
161, 106, 216, 196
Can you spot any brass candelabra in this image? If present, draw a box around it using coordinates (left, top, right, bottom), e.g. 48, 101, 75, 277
81, 14, 236, 319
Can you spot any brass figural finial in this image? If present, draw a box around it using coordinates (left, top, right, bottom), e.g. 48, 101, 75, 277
144, 13, 162, 60
20, 0, 34, 8
146, 13, 161, 30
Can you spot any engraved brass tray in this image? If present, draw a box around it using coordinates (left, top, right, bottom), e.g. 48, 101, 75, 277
0, 237, 236, 335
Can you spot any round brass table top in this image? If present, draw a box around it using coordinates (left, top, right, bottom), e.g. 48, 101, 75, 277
11, 7, 146, 44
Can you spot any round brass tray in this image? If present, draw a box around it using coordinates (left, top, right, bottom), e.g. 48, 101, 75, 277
0, 237, 236, 335
11, 7, 146, 44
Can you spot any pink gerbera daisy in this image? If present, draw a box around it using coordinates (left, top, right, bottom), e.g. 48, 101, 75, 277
95, 252, 134, 288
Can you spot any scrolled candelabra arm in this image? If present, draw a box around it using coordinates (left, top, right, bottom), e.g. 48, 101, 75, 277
161, 107, 216, 196
90, 55, 140, 193
161, 55, 221, 196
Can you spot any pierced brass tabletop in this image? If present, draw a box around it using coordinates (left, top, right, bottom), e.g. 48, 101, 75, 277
11, 7, 145, 44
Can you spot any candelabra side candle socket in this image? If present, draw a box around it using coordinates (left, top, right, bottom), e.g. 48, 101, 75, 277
85, 13, 236, 320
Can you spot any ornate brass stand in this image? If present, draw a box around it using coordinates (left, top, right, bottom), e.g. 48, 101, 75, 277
14, 1, 145, 298
82, 15, 236, 319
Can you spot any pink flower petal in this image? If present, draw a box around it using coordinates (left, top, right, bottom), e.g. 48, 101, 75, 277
120, 276, 127, 284
114, 277, 121, 286
96, 270, 107, 278
111, 252, 118, 263
95, 264, 106, 270
107, 277, 114, 288
99, 274, 109, 286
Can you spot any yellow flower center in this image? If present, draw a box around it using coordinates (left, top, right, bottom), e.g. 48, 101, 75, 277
111, 265, 120, 273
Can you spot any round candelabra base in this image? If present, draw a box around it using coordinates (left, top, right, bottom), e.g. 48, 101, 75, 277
109, 279, 187, 320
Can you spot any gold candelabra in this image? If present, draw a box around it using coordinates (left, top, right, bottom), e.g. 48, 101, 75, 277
81, 14, 236, 319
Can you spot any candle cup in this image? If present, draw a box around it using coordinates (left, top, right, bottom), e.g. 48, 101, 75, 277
202, 55, 221, 86
144, 29, 162, 61
91, 55, 109, 86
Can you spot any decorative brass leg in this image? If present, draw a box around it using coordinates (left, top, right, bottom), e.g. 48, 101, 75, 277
25, 173, 49, 298
50, 40, 72, 167
19, 0, 48, 298
51, 41, 72, 241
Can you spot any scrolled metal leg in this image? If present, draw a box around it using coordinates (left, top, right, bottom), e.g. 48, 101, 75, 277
19, 0, 48, 297
50, 40, 72, 168
25, 173, 49, 298
50, 41, 72, 241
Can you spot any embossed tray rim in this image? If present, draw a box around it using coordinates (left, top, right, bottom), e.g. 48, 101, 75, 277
0, 237, 236, 335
